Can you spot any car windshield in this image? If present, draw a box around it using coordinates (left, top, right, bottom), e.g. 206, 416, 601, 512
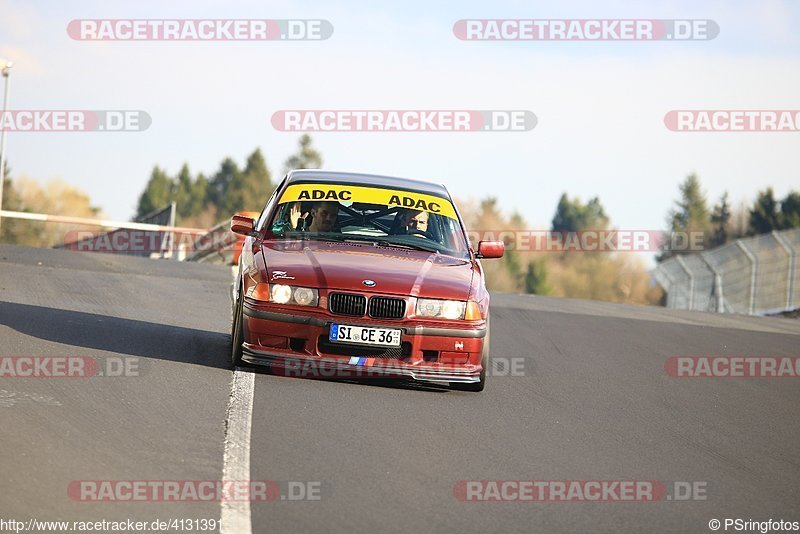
267, 182, 470, 258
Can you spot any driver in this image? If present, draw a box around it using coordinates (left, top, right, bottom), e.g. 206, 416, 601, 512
289, 201, 340, 232
396, 209, 430, 236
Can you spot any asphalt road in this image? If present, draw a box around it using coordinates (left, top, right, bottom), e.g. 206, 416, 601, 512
1, 244, 799, 533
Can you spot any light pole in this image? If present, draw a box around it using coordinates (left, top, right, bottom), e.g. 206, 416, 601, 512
0, 58, 12, 235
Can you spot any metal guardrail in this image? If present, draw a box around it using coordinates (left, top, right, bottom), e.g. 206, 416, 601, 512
56, 203, 180, 258
1, 205, 231, 262
654, 228, 800, 315
183, 218, 237, 264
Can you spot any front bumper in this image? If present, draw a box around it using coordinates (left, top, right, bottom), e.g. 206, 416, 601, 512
242, 345, 482, 383
241, 301, 485, 384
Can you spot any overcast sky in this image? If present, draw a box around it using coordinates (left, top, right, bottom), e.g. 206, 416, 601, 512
1, 0, 798, 244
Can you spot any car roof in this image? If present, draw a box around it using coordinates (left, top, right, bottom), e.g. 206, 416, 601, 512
285, 170, 450, 199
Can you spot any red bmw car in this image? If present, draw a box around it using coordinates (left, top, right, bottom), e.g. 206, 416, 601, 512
229, 170, 504, 391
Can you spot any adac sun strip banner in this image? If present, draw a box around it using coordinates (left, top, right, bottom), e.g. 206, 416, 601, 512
278, 183, 458, 219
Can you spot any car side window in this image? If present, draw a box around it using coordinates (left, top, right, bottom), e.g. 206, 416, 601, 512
256, 179, 285, 232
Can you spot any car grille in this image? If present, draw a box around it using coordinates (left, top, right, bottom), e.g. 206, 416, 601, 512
368, 297, 406, 319
328, 293, 367, 316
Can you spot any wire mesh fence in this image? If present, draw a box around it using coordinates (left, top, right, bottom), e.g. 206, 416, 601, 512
654, 228, 800, 315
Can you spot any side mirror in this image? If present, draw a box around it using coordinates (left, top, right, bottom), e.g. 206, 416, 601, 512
231, 213, 256, 236
476, 240, 504, 259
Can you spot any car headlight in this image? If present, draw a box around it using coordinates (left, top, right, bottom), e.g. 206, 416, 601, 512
416, 298, 467, 320
251, 283, 318, 306
271, 284, 293, 304
293, 287, 316, 306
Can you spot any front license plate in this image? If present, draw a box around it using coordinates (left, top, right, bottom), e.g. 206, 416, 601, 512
329, 324, 402, 347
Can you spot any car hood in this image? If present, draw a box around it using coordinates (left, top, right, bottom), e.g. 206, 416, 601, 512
260, 240, 474, 300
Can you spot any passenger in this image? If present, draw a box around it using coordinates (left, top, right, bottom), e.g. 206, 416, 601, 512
289, 201, 340, 232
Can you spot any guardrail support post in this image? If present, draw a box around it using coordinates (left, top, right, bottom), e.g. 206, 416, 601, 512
653, 266, 675, 308
772, 231, 795, 310
675, 255, 694, 310
736, 240, 757, 315
700, 252, 724, 313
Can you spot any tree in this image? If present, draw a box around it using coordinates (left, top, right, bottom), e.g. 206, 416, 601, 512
710, 192, 731, 248
135, 166, 173, 219
206, 157, 241, 216
509, 211, 526, 230
1, 160, 14, 215
748, 189, 800, 233
460, 194, 660, 305
551, 193, 609, 232
3, 177, 100, 247
173, 164, 207, 221
748, 187, 780, 235
524, 260, 549, 295
132, 143, 319, 224
660, 174, 711, 260
283, 134, 322, 173
189, 173, 208, 219
1, 159, 10, 210
0, 163, 29, 244
779, 190, 800, 229
242, 148, 274, 203
222, 149, 274, 215
729, 200, 750, 240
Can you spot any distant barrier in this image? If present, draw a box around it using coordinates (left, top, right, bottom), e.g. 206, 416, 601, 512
1, 207, 206, 259
183, 218, 238, 264
58, 203, 179, 259
653, 228, 800, 315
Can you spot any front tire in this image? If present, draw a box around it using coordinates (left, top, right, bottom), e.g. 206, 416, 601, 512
231, 286, 245, 367
451, 316, 489, 392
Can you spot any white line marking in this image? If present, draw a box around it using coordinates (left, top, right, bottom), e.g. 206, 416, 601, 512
220, 368, 255, 534
0, 389, 62, 408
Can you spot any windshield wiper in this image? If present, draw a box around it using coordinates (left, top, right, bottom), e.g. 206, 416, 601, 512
370, 237, 441, 253
281, 232, 349, 243
282, 232, 442, 253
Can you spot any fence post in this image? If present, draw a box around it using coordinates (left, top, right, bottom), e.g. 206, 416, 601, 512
675, 255, 694, 310
654, 265, 675, 308
167, 201, 177, 260
772, 230, 795, 310
700, 252, 724, 313
736, 240, 757, 315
